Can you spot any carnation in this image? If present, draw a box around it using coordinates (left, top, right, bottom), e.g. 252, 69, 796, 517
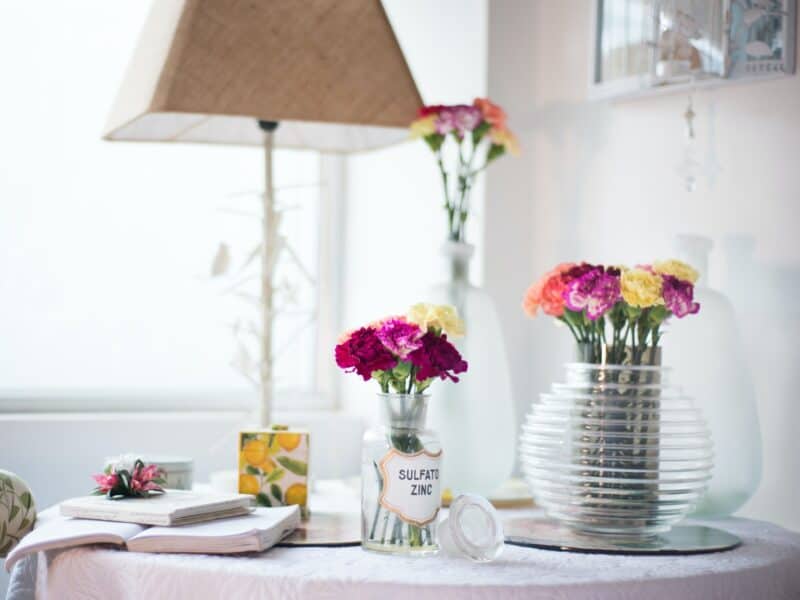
662, 275, 700, 318
335, 327, 397, 381
620, 268, 663, 308
653, 259, 700, 284
407, 303, 465, 338
523, 263, 574, 317
408, 332, 468, 383
376, 318, 424, 359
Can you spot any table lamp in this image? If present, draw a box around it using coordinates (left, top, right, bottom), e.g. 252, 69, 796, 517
103, 0, 423, 427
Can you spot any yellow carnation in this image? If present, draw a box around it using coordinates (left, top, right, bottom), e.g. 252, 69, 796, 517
621, 268, 663, 308
653, 259, 699, 284
410, 115, 437, 138
407, 303, 465, 337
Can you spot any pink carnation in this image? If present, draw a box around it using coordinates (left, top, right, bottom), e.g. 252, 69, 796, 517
376, 317, 424, 359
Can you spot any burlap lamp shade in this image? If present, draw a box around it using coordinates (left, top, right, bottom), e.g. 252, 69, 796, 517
103, 0, 423, 425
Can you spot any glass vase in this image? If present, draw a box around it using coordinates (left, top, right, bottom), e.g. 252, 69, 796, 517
520, 350, 713, 538
361, 393, 441, 555
665, 235, 762, 516
425, 241, 516, 496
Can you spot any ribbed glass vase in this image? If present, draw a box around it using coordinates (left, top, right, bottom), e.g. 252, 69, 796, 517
520, 349, 713, 538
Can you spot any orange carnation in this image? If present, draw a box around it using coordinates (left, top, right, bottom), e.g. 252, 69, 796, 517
522, 263, 575, 318
473, 98, 507, 129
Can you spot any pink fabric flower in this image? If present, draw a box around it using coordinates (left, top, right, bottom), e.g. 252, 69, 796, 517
522, 263, 575, 317
408, 332, 468, 383
376, 317, 424, 358
92, 473, 118, 493
662, 275, 700, 318
335, 326, 398, 380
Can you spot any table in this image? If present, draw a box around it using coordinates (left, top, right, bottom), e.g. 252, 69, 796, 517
8, 514, 799, 599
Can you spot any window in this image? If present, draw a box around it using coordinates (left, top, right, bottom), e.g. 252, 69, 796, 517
0, 2, 334, 411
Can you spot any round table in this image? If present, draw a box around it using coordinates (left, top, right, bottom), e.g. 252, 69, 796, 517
23, 511, 800, 599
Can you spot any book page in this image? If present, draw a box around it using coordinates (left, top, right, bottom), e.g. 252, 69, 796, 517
127, 507, 299, 553
5, 514, 144, 572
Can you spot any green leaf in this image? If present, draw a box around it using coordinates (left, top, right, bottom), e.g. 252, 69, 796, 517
270, 484, 283, 503
245, 466, 261, 476
472, 120, 490, 145
240, 433, 257, 445
256, 493, 271, 507
9, 504, 19, 522
424, 134, 444, 152
18, 519, 30, 532
266, 468, 285, 483
486, 143, 505, 163
19, 492, 32, 510
276, 456, 307, 477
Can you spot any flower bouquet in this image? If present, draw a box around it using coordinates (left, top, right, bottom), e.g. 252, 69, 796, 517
411, 99, 519, 242
523, 260, 700, 365
520, 260, 712, 538
336, 304, 467, 554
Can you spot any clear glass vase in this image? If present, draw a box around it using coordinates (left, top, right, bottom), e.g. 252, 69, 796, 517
665, 235, 762, 517
361, 393, 441, 555
520, 352, 713, 539
425, 241, 516, 496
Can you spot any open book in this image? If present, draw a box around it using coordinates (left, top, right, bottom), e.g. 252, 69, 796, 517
5, 506, 300, 572
60, 490, 253, 526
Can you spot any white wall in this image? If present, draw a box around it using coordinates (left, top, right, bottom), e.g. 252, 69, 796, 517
487, 1, 800, 530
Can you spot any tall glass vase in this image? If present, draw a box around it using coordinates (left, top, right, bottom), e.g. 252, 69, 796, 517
425, 241, 516, 496
666, 235, 762, 516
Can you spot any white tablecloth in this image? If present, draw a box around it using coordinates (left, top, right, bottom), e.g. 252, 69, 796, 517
12, 511, 800, 600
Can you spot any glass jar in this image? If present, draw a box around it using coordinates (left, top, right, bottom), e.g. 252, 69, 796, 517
520, 355, 713, 539
361, 393, 441, 555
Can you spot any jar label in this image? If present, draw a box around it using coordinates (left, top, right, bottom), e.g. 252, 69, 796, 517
379, 448, 442, 526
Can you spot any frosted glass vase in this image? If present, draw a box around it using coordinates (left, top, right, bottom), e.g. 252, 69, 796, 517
665, 235, 762, 517
425, 241, 516, 496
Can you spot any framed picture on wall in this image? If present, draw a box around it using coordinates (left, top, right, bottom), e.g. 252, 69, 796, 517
726, 0, 797, 78
590, 0, 797, 99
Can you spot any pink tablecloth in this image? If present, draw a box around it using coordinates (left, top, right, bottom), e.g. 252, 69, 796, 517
23, 513, 800, 600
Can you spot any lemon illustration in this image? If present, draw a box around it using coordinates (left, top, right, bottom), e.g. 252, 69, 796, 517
284, 483, 307, 506
238, 474, 260, 495
258, 455, 277, 473
277, 433, 302, 452
268, 435, 282, 455
243, 440, 268, 466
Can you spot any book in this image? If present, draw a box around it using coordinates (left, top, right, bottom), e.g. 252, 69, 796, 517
59, 490, 253, 526
5, 505, 300, 572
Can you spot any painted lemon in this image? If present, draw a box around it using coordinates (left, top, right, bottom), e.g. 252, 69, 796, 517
277, 433, 302, 452
238, 474, 260, 495
284, 483, 307, 506
258, 455, 277, 473
243, 440, 268, 467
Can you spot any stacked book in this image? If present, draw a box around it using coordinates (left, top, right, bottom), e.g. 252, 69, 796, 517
5, 490, 300, 572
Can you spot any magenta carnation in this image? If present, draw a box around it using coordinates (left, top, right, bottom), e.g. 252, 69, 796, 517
408, 332, 468, 382
376, 318, 424, 358
335, 326, 398, 381
662, 275, 700, 318
563, 268, 621, 320
436, 105, 482, 135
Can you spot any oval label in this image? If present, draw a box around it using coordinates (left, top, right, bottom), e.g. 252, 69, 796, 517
379, 448, 442, 526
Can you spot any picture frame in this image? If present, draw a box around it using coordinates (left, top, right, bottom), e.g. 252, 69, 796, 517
590, 0, 797, 100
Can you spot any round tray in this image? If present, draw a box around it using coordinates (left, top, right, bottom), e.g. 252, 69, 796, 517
504, 517, 741, 555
